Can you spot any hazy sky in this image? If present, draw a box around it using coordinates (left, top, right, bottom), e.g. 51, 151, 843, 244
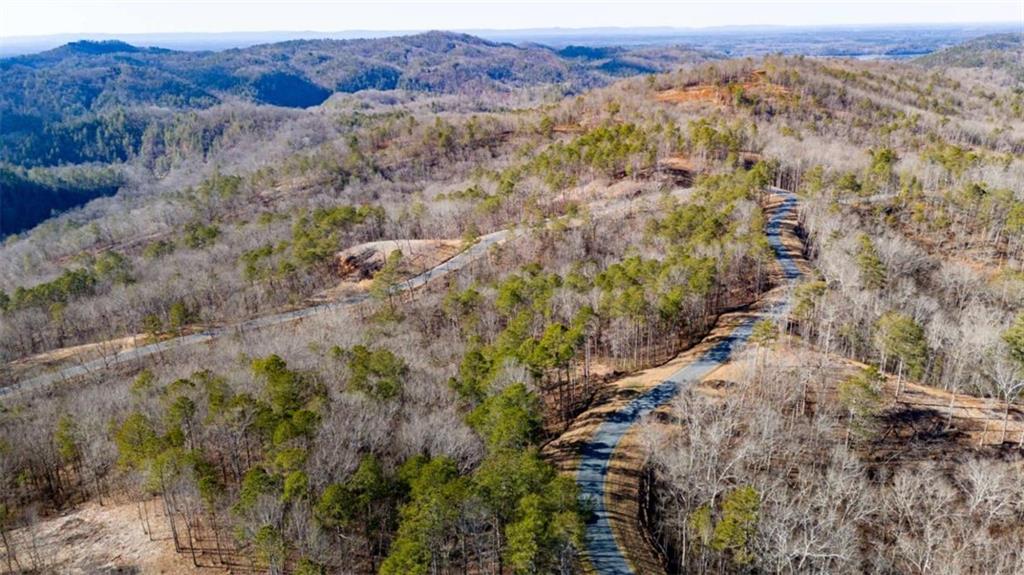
3, 0, 1022, 38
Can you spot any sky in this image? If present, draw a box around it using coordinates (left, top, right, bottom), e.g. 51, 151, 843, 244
2, 0, 1022, 39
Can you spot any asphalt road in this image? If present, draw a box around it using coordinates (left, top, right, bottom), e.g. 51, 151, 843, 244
1, 228, 516, 396
2, 187, 684, 397
576, 190, 801, 574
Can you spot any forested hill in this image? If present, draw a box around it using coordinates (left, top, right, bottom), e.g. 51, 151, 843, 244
915, 32, 1024, 82
0, 31, 711, 235
0, 31, 711, 123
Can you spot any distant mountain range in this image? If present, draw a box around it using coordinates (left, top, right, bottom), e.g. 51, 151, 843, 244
2, 22, 1015, 56
1, 26, 1018, 236
0, 31, 711, 121
0, 31, 712, 235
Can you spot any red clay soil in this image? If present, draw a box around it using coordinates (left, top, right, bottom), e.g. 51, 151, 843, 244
654, 71, 792, 107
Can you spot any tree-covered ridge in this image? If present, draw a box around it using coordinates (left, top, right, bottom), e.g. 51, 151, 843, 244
1, 32, 1023, 574
915, 32, 1024, 82
0, 32, 713, 236
0, 164, 124, 235
0, 32, 710, 160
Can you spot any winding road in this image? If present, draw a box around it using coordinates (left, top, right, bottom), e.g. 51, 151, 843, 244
2, 188, 685, 397
1, 228, 518, 396
576, 190, 802, 574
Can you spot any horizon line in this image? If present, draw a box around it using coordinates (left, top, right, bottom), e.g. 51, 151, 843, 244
3, 20, 1020, 42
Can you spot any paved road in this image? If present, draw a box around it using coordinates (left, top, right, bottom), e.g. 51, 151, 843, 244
576, 190, 802, 574
3, 187, 698, 397
1, 228, 517, 397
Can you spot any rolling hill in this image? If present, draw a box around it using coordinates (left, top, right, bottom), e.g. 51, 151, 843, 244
0, 31, 712, 235
916, 32, 1024, 81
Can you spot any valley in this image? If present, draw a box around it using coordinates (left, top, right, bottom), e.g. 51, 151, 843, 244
1, 21, 1023, 575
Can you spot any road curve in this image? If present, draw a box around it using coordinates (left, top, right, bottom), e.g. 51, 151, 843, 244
3, 188, 691, 397
577, 190, 802, 574
1, 228, 517, 397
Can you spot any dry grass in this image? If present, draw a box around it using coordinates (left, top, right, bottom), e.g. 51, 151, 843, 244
0, 497, 227, 575
5, 333, 149, 383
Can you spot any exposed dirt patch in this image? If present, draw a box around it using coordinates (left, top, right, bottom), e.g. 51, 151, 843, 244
4, 239, 463, 381
311, 238, 462, 303
654, 70, 792, 108
1, 498, 225, 575
5, 333, 148, 383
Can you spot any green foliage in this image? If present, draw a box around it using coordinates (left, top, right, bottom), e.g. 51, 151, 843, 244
711, 486, 761, 565
345, 345, 408, 401
370, 249, 404, 305
130, 369, 156, 397
750, 319, 778, 347
195, 370, 233, 418
142, 313, 164, 338
687, 486, 761, 567
283, 470, 309, 503
167, 299, 195, 332
187, 450, 224, 507
291, 204, 384, 267
252, 354, 309, 414
54, 414, 81, 465
527, 122, 656, 189
443, 284, 482, 335
800, 165, 826, 197
868, 147, 899, 183
113, 412, 163, 470
182, 222, 221, 249
474, 448, 557, 522
838, 367, 885, 439
467, 383, 542, 451
6, 247, 144, 311
1, 164, 124, 236
382, 449, 582, 575
495, 266, 562, 318
192, 171, 243, 202
1007, 201, 1024, 236
504, 478, 583, 574
836, 172, 862, 194
236, 467, 282, 512
316, 454, 398, 531
793, 280, 827, 321
381, 456, 468, 575
93, 251, 134, 284
294, 558, 326, 575
239, 243, 285, 281
164, 394, 197, 446
142, 239, 176, 260
450, 342, 492, 401
856, 235, 887, 289
688, 503, 714, 550
8, 268, 96, 311
1003, 313, 1024, 369
925, 142, 980, 179
254, 524, 287, 572
596, 256, 659, 319
874, 312, 928, 379
688, 118, 747, 160
268, 444, 307, 470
